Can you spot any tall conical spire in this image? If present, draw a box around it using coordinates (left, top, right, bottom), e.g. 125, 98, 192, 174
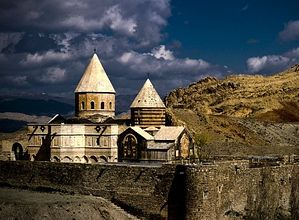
75, 53, 115, 93
74, 52, 116, 120
130, 79, 165, 108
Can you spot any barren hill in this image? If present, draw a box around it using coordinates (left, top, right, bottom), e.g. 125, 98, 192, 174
165, 64, 299, 156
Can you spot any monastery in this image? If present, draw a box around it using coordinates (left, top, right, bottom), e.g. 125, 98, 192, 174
10, 52, 194, 163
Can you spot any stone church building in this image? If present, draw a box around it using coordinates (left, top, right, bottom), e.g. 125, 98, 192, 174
118, 79, 193, 162
25, 52, 194, 163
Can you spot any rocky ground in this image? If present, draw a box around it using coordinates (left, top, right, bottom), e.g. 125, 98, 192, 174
165, 64, 299, 156
0, 187, 138, 220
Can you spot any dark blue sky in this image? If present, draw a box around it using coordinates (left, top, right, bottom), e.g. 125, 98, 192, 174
166, 0, 299, 71
0, 0, 298, 99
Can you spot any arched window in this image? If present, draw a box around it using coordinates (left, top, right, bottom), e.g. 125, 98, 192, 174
101, 102, 105, 109
109, 102, 112, 109
81, 102, 85, 110
12, 143, 23, 160
91, 101, 95, 109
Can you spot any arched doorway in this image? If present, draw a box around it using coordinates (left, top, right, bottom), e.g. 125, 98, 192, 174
122, 134, 138, 160
12, 142, 23, 160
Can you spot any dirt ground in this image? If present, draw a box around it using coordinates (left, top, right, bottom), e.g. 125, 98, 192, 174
0, 187, 138, 220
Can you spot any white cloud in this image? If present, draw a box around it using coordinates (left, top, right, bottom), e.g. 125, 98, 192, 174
61, 16, 99, 31
63, 1, 88, 8
247, 55, 290, 73
285, 47, 299, 58
100, 5, 137, 35
279, 20, 299, 41
21, 50, 71, 66
247, 47, 299, 73
117, 45, 212, 80
118, 52, 136, 64
150, 45, 174, 60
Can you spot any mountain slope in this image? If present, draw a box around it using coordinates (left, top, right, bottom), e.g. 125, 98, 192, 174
165, 64, 299, 156
0, 97, 72, 132
0, 98, 74, 116
166, 64, 299, 121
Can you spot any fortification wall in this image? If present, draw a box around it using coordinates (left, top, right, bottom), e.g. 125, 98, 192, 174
0, 161, 176, 219
1, 161, 299, 219
185, 161, 299, 220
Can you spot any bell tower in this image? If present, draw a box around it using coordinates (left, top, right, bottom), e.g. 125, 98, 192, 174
75, 52, 116, 119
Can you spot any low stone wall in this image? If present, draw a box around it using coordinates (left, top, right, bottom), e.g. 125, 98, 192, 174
1, 160, 299, 219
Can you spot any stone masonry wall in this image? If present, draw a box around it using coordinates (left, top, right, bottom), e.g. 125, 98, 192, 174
184, 161, 299, 220
1, 161, 299, 219
0, 161, 176, 219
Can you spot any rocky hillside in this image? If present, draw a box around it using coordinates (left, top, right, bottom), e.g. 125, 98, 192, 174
165, 64, 299, 156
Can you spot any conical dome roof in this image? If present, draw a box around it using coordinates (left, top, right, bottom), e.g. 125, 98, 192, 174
130, 79, 165, 108
75, 53, 115, 93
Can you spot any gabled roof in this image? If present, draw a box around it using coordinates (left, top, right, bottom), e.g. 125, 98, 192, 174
75, 53, 115, 93
129, 126, 154, 140
130, 79, 165, 108
154, 126, 185, 141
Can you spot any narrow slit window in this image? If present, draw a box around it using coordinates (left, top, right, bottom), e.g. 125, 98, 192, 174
101, 102, 105, 109
81, 102, 85, 110
91, 101, 95, 109
109, 102, 112, 109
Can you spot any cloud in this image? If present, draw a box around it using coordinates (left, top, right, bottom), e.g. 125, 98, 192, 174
247, 55, 290, 73
285, 47, 299, 58
116, 45, 218, 90
100, 5, 137, 35
150, 45, 174, 60
117, 46, 211, 76
39, 67, 66, 83
0, 32, 24, 51
0, 0, 227, 99
6, 75, 29, 87
0, 0, 170, 46
246, 47, 299, 73
21, 50, 71, 66
279, 20, 299, 41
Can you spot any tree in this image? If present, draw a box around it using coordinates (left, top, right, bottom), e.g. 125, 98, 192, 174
193, 132, 211, 160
